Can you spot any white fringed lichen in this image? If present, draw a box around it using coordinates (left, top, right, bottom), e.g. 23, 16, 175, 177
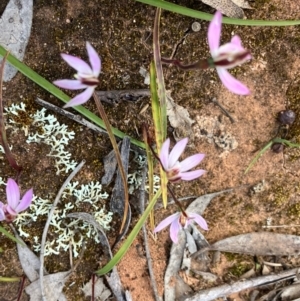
4, 103, 77, 175
14, 181, 112, 257
26, 108, 77, 174
127, 154, 161, 194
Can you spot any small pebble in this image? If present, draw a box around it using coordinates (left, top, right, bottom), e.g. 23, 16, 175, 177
271, 143, 284, 153
191, 22, 201, 32
278, 110, 296, 125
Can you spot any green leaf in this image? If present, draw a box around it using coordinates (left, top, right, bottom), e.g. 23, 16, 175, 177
0, 45, 145, 149
0, 225, 25, 246
135, 0, 300, 26
95, 188, 161, 275
0, 276, 20, 282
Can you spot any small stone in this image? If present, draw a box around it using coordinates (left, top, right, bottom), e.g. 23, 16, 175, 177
191, 22, 201, 32
278, 110, 296, 125
271, 143, 284, 153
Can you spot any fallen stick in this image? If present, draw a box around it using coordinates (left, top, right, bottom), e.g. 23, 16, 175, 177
179, 267, 300, 301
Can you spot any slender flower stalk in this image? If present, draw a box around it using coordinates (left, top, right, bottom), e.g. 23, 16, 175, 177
208, 11, 251, 95
54, 42, 101, 108
0, 178, 33, 223
154, 211, 208, 243
159, 138, 205, 182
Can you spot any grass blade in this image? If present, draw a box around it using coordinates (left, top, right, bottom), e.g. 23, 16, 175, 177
135, 0, 300, 26
0, 45, 145, 149
96, 188, 161, 275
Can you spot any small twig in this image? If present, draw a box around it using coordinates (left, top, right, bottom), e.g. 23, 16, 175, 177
211, 97, 235, 123
35, 98, 107, 135
16, 275, 26, 301
69, 241, 73, 270
96, 89, 150, 105
92, 274, 96, 301
263, 261, 282, 267
39, 160, 85, 301
139, 167, 162, 301
262, 224, 300, 228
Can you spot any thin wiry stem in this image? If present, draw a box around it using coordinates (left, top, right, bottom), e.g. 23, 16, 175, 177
0, 52, 22, 178
93, 92, 129, 235
39, 160, 85, 301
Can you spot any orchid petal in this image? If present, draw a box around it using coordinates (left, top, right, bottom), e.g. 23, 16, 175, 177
61, 53, 92, 75
0, 207, 5, 221
159, 138, 170, 171
217, 68, 250, 95
180, 154, 205, 172
86, 42, 101, 77
6, 206, 17, 216
168, 138, 188, 169
53, 79, 87, 90
180, 170, 206, 181
153, 212, 180, 233
6, 179, 20, 210
15, 189, 33, 213
170, 218, 181, 243
188, 213, 208, 230
217, 42, 245, 55
208, 11, 222, 55
63, 87, 95, 108
231, 35, 242, 47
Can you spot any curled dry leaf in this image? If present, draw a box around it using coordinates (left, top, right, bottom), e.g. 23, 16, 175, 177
166, 91, 195, 141
25, 271, 71, 301
200, 0, 252, 18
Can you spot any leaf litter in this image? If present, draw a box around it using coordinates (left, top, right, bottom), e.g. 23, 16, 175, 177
14, 229, 69, 301
163, 190, 300, 301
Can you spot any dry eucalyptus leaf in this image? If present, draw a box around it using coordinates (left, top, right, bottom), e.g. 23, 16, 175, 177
15, 232, 68, 301
200, 0, 246, 18
209, 232, 300, 256
0, 0, 33, 81
231, 0, 253, 9
281, 283, 300, 301
175, 274, 193, 299
82, 277, 111, 300
166, 91, 195, 141
17, 236, 44, 282
186, 189, 233, 216
25, 271, 71, 301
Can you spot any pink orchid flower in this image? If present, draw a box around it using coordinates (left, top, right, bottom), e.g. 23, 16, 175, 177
154, 211, 208, 243
208, 11, 251, 95
159, 138, 205, 182
54, 42, 101, 108
0, 178, 33, 223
